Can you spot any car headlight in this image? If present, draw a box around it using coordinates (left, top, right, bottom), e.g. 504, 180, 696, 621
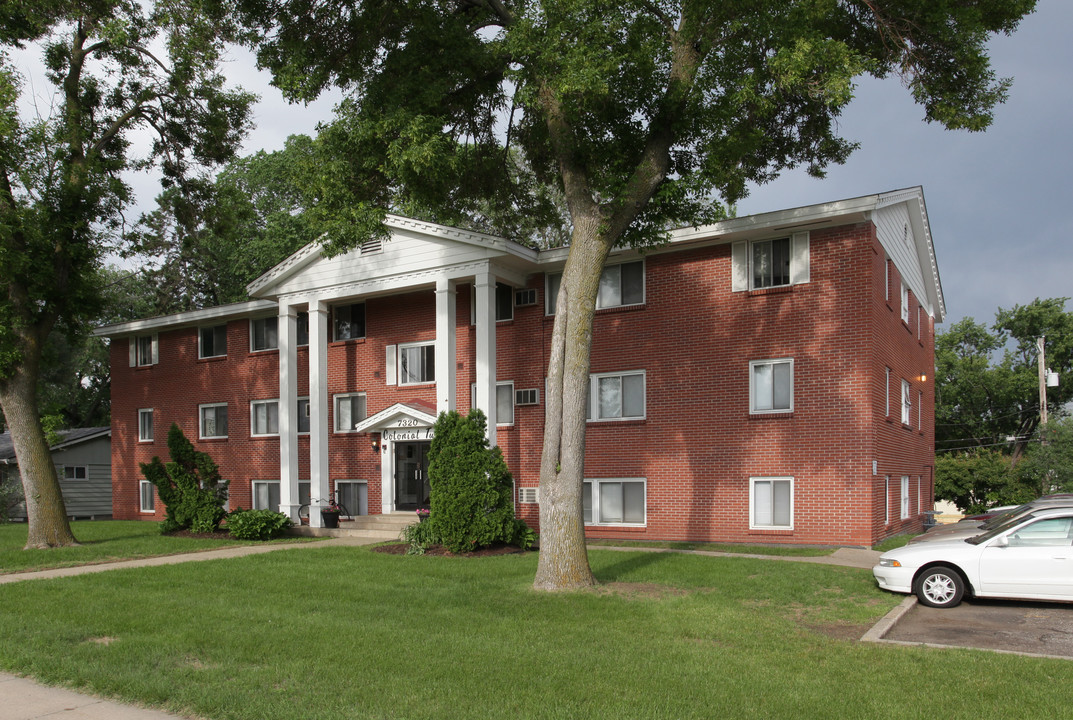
878, 558, 902, 567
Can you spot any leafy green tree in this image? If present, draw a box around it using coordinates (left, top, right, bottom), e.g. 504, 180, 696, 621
936, 298, 1072, 458
128, 135, 322, 311
0, 4, 252, 547
140, 424, 230, 534
1014, 417, 1073, 497
934, 450, 1034, 515
427, 409, 517, 554
229, 0, 1036, 588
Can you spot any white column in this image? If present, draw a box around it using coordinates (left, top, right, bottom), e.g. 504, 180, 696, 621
474, 271, 497, 446
308, 299, 330, 527
278, 302, 299, 521
435, 278, 457, 415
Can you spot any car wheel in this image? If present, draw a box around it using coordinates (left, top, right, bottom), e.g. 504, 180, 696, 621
913, 565, 966, 608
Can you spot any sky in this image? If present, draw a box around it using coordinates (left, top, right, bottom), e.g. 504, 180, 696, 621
11, 1, 1072, 330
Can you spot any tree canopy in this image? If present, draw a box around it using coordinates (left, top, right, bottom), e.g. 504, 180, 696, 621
227, 0, 1037, 588
0, 2, 252, 547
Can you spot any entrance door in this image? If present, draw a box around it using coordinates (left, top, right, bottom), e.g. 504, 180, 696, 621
395, 442, 431, 510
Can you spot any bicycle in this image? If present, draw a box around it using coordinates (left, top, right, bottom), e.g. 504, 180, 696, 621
298, 492, 349, 525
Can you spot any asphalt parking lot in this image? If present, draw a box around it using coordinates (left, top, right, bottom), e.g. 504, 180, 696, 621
882, 597, 1073, 658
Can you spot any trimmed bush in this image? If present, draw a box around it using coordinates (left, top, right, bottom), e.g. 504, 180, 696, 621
140, 424, 230, 534
427, 409, 520, 553
226, 508, 294, 540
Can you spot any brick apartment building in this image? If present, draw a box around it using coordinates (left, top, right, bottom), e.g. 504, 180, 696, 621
97, 187, 941, 547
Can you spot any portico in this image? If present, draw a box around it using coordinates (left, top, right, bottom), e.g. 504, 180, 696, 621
250, 217, 536, 526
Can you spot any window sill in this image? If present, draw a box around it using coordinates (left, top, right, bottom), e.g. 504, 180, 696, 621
747, 285, 793, 296
748, 527, 794, 535
198, 437, 229, 443
250, 434, 280, 440
749, 411, 793, 419
329, 337, 366, 346
249, 348, 280, 356
197, 355, 228, 363
587, 418, 646, 427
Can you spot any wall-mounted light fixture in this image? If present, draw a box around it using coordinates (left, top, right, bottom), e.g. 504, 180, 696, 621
371, 436, 380, 454
919, 373, 928, 383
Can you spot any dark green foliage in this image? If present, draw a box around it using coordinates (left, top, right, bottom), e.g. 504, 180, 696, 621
427, 410, 518, 554
402, 518, 441, 556
0, 471, 23, 521
140, 424, 229, 534
225, 508, 293, 540
934, 450, 1033, 514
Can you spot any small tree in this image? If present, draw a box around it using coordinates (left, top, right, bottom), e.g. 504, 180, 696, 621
428, 410, 517, 554
140, 424, 230, 533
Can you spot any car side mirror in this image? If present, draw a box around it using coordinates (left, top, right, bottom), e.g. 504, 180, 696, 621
991, 535, 1009, 548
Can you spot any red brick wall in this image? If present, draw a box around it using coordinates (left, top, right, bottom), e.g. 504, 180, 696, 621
110, 219, 935, 547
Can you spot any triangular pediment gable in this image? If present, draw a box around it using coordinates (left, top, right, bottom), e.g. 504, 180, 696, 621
248, 216, 537, 300
354, 402, 438, 434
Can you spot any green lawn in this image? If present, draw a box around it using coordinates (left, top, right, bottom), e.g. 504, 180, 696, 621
1, 546, 1071, 719
586, 538, 834, 556
0, 521, 308, 574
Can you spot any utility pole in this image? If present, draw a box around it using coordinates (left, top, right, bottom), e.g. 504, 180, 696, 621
1038, 336, 1048, 428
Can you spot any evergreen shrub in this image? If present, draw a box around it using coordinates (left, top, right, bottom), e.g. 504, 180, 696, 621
226, 508, 293, 540
140, 424, 230, 533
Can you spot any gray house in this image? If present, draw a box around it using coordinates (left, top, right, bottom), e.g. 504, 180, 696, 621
0, 427, 113, 520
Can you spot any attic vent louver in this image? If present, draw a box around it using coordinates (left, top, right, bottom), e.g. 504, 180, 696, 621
518, 487, 539, 504
360, 239, 383, 255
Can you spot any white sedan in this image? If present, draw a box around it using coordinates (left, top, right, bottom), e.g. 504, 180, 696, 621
873, 507, 1073, 608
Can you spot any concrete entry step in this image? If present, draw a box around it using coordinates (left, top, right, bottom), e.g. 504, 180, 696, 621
288, 511, 417, 540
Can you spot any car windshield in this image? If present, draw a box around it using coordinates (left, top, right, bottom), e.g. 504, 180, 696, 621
978, 502, 1034, 529
967, 510, 1043, 545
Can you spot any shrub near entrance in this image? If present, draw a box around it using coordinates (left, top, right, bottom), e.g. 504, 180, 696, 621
427, 410, 520, 553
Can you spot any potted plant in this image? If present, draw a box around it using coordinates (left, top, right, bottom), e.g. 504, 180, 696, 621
320, 495, 343, 528
416, 507, 431, 523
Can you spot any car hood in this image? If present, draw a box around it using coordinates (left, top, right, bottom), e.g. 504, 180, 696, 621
879, 537, 980, 565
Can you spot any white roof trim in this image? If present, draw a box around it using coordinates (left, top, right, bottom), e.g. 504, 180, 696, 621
353, 403, 438, 433
93, 300, 278, 337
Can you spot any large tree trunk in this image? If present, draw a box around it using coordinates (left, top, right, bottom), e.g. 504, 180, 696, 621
534, 221, 612, 591
0, 337, 77, 549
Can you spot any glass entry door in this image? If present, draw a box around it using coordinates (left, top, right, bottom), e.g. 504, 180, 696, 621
395, 441, 431, 510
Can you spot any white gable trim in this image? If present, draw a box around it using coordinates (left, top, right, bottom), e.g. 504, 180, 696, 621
353, 403, 438, 434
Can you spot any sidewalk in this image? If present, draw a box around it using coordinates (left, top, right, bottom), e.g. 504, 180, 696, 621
0, 539, 880, 719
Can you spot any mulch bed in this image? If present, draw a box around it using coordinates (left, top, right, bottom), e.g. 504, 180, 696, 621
164, 529, 234, 540
372, 543, 530, 557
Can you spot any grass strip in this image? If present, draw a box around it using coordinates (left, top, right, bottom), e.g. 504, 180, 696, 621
1, 547, 1071, 719
0, 521, 311, 574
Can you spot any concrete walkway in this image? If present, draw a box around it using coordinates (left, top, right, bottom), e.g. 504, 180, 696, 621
0, 539, 881, 719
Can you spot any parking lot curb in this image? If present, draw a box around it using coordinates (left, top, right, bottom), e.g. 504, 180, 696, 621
861, 595, 917, 642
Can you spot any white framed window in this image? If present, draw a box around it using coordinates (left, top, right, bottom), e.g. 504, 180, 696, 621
750, 359, 793, 414
130, 334, 158, 367
298, 397, 310, 434
469, 282, 516, 324
901, 379, 912, 425
582, 478, 646, 525
138, 408, 154, 442
251, 399, 280, 437
297, 311, 309, 346
546, 260, 644, 314
139, 480, 155, 513
399, 342, 435, 385
588, 370, 645, 421
752, 237, 791, 289
470, 381, 515, 425
334, 393, 367, 432
885, 475, 890, 524
918, 391, 923, 431
900, 283, 910, 324
63, 466, 88, 481
252, 481, 281, 512
885, 367, 891, 417
333, 302, 366, 341
884, 257, 891, 302
199, 325, 227, 359
750, 477, 793, 530
335, 480, 369, 517
545, 272, 562, 315
251, 317, 278, 351
199, 403, 229, 439
917, 306, 922, 340
732, 233, 809, 292
900, 475, 910, 520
